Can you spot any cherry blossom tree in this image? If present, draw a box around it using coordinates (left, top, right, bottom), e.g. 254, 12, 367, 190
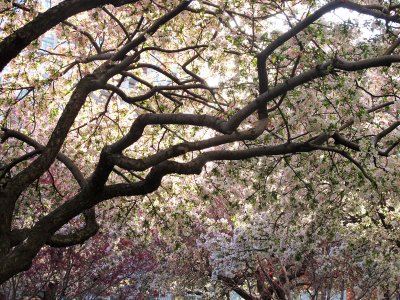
0, 1, 399, 297
1, 232, 156, 299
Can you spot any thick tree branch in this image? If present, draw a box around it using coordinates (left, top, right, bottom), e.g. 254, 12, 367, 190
230, 55, 400, 132
103, 141, 314, 199
1, 128, 85, 186
1, 129, 98, 248
109, 119, 268, 171
257, 0, 400, 93
0, 0, 140, 71
374, 121, 400, 145
10, 208, 99, 248
46, 209, 99, 248
108, 113, 234, 153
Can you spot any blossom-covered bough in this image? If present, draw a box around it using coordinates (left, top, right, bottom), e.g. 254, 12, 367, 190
0, 0, 399, 296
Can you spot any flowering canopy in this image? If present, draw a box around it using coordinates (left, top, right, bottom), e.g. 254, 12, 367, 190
0, 0, 399, 297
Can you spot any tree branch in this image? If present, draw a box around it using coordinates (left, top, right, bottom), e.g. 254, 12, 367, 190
0, 0, 140, 71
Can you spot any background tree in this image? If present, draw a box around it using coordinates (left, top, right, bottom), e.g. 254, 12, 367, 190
0, 0, 399, 296
0, 232, 156, 299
